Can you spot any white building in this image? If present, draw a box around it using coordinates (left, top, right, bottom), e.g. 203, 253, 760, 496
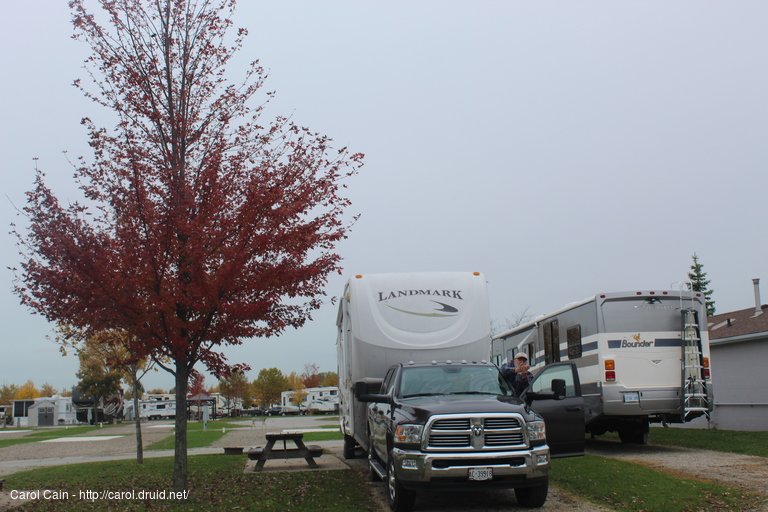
11, 395, 78, 427
702, 279, 768, 431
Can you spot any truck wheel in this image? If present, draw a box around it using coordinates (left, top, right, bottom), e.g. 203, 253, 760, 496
343, 434, 358, 460
387, 452, 416, 512
514, 476, 548, 508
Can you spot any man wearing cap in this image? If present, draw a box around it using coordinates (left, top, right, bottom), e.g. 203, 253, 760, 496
500, 353, 534, 395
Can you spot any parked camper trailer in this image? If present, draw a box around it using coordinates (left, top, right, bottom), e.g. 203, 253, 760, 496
139, 399, 176, 420
306, 387, 339, 414
279, 387, 339, 415
337, 272, 493, 457
492, 290, 713, 443
337, 272, 584, 510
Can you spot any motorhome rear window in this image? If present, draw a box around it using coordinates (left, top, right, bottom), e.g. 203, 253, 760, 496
601, 298, 682, 332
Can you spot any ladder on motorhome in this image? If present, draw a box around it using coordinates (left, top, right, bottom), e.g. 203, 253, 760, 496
681, 309, 710, 421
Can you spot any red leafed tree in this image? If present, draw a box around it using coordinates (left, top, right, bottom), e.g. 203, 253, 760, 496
188, 370, 207, 399
302, 362, 321, 388
12, 0, 361, 491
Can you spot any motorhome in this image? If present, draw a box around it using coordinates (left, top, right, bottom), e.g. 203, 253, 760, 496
337, 272, 584, 510
492, 290, 713, 443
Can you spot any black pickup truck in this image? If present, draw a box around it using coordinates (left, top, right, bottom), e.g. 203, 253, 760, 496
357, 360, 584, 511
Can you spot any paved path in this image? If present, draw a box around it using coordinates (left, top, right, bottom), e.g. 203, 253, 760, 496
0, 416, 341, 476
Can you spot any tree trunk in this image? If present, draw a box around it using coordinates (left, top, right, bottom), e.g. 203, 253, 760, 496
173, 363, 189, 492
132, 370, 144, 464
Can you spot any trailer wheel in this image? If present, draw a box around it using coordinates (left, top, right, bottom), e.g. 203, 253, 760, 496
387, 451, 416, 512
514, 476, 548, 508
619, 429, 648, 444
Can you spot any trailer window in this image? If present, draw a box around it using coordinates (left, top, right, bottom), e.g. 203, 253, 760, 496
543, 320, 560, 364
567, 325, 582, 359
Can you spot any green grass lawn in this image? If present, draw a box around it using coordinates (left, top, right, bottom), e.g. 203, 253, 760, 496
644, 427, 768, 458
303, 430, 343, 442
551, 453, 760, 512
146, 421, 247, 450
5, 454, 376, 511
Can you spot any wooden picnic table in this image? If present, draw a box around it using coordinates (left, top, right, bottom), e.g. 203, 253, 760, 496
248, 431, 323, 471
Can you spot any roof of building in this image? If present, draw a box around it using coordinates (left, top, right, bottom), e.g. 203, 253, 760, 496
708, 304, 768, 341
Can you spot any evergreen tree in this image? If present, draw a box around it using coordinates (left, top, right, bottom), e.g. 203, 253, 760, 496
687, 253, 716, 316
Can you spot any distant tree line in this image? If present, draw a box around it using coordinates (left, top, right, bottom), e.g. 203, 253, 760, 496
0, 363, 338, 409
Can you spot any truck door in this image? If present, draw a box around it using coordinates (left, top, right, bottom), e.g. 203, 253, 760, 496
526, 361, 585, 458
369, 367, 396, 460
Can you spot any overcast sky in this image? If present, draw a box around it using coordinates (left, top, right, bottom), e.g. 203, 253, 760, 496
1, 1, 766, 393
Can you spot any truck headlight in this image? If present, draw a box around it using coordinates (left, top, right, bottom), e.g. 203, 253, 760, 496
526, 421, 546, 442
394, 424, 424, 444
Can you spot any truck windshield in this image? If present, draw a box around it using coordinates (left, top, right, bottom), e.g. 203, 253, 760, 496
399, 366, 511, 398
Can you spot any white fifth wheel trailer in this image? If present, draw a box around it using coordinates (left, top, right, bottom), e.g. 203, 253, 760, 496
492, 290, 713, 443
337, 271, 492, 458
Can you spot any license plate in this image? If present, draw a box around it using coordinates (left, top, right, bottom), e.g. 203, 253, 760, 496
468, 467, 493, 481
623, 393, 639, 403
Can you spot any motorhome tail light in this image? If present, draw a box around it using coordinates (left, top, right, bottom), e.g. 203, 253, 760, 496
703, 357, 711, 379
605, 360, 616, 382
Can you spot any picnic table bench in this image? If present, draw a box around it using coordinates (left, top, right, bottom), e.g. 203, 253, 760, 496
248, 431, 323, 471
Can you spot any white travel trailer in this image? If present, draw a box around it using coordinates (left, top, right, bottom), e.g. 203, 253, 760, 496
279, 387, 339, 414
138, 399, 177, 420
306, 386, 339, 413
337, 271, 492, 458
492, 290, 713, 443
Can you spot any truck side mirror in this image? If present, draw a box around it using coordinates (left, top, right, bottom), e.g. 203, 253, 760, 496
354, 379, 391, 404
523, 378, 568, 406
354, 381, 368, 399
354, 378, 385, 399
551, 378, 566, 400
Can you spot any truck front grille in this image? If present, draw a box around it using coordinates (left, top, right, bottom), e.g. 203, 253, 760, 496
426, 413, 527, 451
429, 434, 471, 447
432, 419, 471, 430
